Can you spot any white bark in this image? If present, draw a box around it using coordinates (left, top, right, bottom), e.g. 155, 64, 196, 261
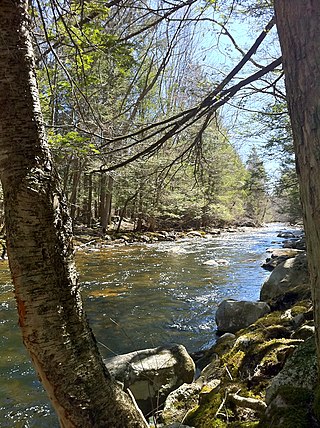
0, 2, 147, 426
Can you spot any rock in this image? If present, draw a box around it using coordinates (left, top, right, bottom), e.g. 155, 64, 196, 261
291, 324, 315, 340
198, 379, 221, 404
268, 248, 304, 258
206, 228, 221, 235
215, 332, 236, 351
249, 341, 299, 385
260, 253, 309, 303
261, 256, 291, 271
120, 234, 131, 241
268, 283, 312, 311
277, 231, 296, 238
215, 299, 271, 334
283, 237, 306, 250
168, 245, 187, 254
187, 231, 202, 237
195, 333, 236, 371
203, 258, 229, 267
261, 386, 314, 427
265, 337, 317, 404
140, 234, 151, 242
104, 344, 195, 415
162, 382, 202, 424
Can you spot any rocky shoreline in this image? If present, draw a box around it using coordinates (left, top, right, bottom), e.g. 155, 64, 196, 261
73, 223, 256, 250
103, 227, 318, 427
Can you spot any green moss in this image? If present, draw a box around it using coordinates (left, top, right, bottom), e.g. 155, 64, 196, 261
259, 386, 313, 427
253, 311, 283, 327
221, 350, 246, 378
213, 336, 236, 357
291, 304, 308, 316
185, 392, 224, 427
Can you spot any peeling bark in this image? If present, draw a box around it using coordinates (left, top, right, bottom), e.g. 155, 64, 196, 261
0, 2, 147, 426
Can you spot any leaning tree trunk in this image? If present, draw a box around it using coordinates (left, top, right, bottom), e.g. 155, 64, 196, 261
0, 2, 147, 427
274, 0, 320, 372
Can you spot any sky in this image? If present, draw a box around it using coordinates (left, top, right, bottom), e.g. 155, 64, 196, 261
191, 6, 283, 181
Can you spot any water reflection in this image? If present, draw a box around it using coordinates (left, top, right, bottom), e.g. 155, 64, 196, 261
0, 223, 292, 426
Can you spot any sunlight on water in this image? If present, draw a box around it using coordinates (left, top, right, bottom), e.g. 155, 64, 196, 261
0, 223, 298, 425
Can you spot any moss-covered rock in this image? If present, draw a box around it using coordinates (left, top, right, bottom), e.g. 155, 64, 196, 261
260, 386, 314, 427
182, 289, 317, 427
265, 337, 317, 404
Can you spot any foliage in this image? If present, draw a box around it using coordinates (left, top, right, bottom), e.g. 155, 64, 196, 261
31, 0, 287, 229
259, 102, 302, 223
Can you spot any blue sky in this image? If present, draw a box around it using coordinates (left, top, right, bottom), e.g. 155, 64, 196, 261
192, 9, 283, 180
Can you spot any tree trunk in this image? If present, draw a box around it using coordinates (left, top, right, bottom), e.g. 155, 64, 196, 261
100, 173, 113, 233
86, 172, 93, 228
0, 2, 147, 426
69, 158, 82, 222
105, 175, 114, 227
274, 0, 320, 371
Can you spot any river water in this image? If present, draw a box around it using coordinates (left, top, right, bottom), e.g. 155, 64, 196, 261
0, 223, 295, 426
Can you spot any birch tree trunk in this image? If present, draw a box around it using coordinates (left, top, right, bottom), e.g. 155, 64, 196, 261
274, 0, 320, 373
0, 2, 147, 426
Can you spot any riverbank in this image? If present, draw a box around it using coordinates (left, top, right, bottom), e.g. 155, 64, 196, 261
0, 224, 307, 426
73, 223, 256, 250
76, 223, 313, 426
155, 227, 315, 427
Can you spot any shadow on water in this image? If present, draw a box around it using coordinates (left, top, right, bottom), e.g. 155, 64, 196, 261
0, 223, 295, 426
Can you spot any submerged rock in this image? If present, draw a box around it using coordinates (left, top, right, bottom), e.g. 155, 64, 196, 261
277, 231, 296, 238
104, 344, 195, 415
215, 299, 270, 334
203, 258, 229, 267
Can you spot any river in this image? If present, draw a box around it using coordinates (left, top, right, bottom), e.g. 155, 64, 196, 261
0, 223, 295, 426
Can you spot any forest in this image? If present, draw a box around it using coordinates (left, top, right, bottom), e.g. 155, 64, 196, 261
27, 0, 300, 232
1, 0, 320, 427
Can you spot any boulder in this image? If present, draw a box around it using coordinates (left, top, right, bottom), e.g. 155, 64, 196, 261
261, 386, 314, 427
260, 253, 309, 303
261, 338, 317, 427
283, 237, 306, 250
262, 256, 291, 271
104, 344, 195, 415
215, 299, 270, 334
265, 337, 317, 404
162, 382, 203, 424
267, 248, 304, 258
